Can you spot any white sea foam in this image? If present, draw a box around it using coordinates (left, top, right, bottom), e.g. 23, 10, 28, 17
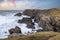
0, 13, 32, 39
0, 12, 43, 39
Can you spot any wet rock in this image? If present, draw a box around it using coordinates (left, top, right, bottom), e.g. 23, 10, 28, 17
23, 9, 51, 22
18, 18, 32, 23
18, 18, 35, 29
22, 8, 60, 32
15, 13, 22, 16
26, 23, 35, 29
36, 29, 43, 32
9, 28, 15, 34
23, 9, 52, 31
15, 26, 21, 33
9, 26, 21, 34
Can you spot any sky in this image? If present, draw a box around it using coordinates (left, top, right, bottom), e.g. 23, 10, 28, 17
0, 0, 60, 10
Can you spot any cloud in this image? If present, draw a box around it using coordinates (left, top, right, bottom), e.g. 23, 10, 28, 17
0, 0, 60, 10
0, 0, 36, 10
15, 1, 36, 9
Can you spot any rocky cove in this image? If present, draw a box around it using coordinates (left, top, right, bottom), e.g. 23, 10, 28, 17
0, 8, 60, 39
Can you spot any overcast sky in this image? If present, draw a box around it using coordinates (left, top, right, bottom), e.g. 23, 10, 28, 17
0, 0, 60, 10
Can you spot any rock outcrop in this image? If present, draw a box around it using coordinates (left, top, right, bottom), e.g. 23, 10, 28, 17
18, 18, 32, 23
18, 18, 35, 29
9, 26, 21, 34
22, 8, 60, 32
14, 13, 22, 16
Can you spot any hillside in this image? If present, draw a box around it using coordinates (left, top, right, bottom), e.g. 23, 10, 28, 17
4, 32, 60, 40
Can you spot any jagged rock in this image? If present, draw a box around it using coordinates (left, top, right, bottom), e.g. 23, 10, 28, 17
18, 18, 35, 29
36, 15, 53, 31
35, 8, 60, 32
23, 9, 41, 17
36, 29, 43, 32
51, 17, 60, 32
15, 13, 22, 16
9, 26, 21, 34
9, 28, 15, 34
23, 9, 51, 23
26, 23, 35, 29
18, 18, 32, 23
19, 8, 60, 32
15, 26, 21, 33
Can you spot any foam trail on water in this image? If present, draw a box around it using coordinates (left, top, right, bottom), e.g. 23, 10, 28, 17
0, 12, 43, 39
0, 13, 32, 39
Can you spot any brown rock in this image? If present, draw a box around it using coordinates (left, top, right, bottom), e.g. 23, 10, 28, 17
36, 15, 53, 31
26, 23, 35, 29
22, 8, 60, 32
9, 26, 21, 34
23, 9, 40, 17
9, 28, 15, 34
18, 18, 32, 23
15, 26, 21, 33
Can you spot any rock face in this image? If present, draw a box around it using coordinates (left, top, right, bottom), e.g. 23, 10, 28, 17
18, 18, 32, 23
9, 28, 15, 34
23, 9, 50, 17
15, 13, 22, 16
23, 9, 38, 17
27, 23, 35, 29
18, 18, 35, 29
51, 17, 60, 32
36, 15, 53, 31
9, 26, 21, 34
23, 8, 60, 32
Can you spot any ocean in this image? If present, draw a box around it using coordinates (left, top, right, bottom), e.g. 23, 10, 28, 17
0, 10, 42, 39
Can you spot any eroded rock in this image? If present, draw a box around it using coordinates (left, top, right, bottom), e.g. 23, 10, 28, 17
17, 8, 60, 32
15, 13, 22, 16
9, 26, 21, 34
18, 18, 32, 23
26, 23, 35, 29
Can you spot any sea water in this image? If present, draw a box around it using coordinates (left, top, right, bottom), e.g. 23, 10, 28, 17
0, 10, 43, 39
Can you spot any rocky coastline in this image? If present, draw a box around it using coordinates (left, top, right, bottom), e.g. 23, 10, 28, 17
4, 8, 60, 40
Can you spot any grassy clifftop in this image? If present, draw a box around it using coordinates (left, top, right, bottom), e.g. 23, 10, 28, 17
4, 32, 60, 40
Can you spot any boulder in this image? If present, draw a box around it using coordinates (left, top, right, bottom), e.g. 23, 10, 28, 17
26, 23, 35, 29
9, 26, 21, 34
18, 18, 35, 29
15, 13, 22, 16
21, 8, 60, 32
18, 18, 32, 24
9, 28, 15, 34
15, 26, 21, 33
36, 29, 43, 32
